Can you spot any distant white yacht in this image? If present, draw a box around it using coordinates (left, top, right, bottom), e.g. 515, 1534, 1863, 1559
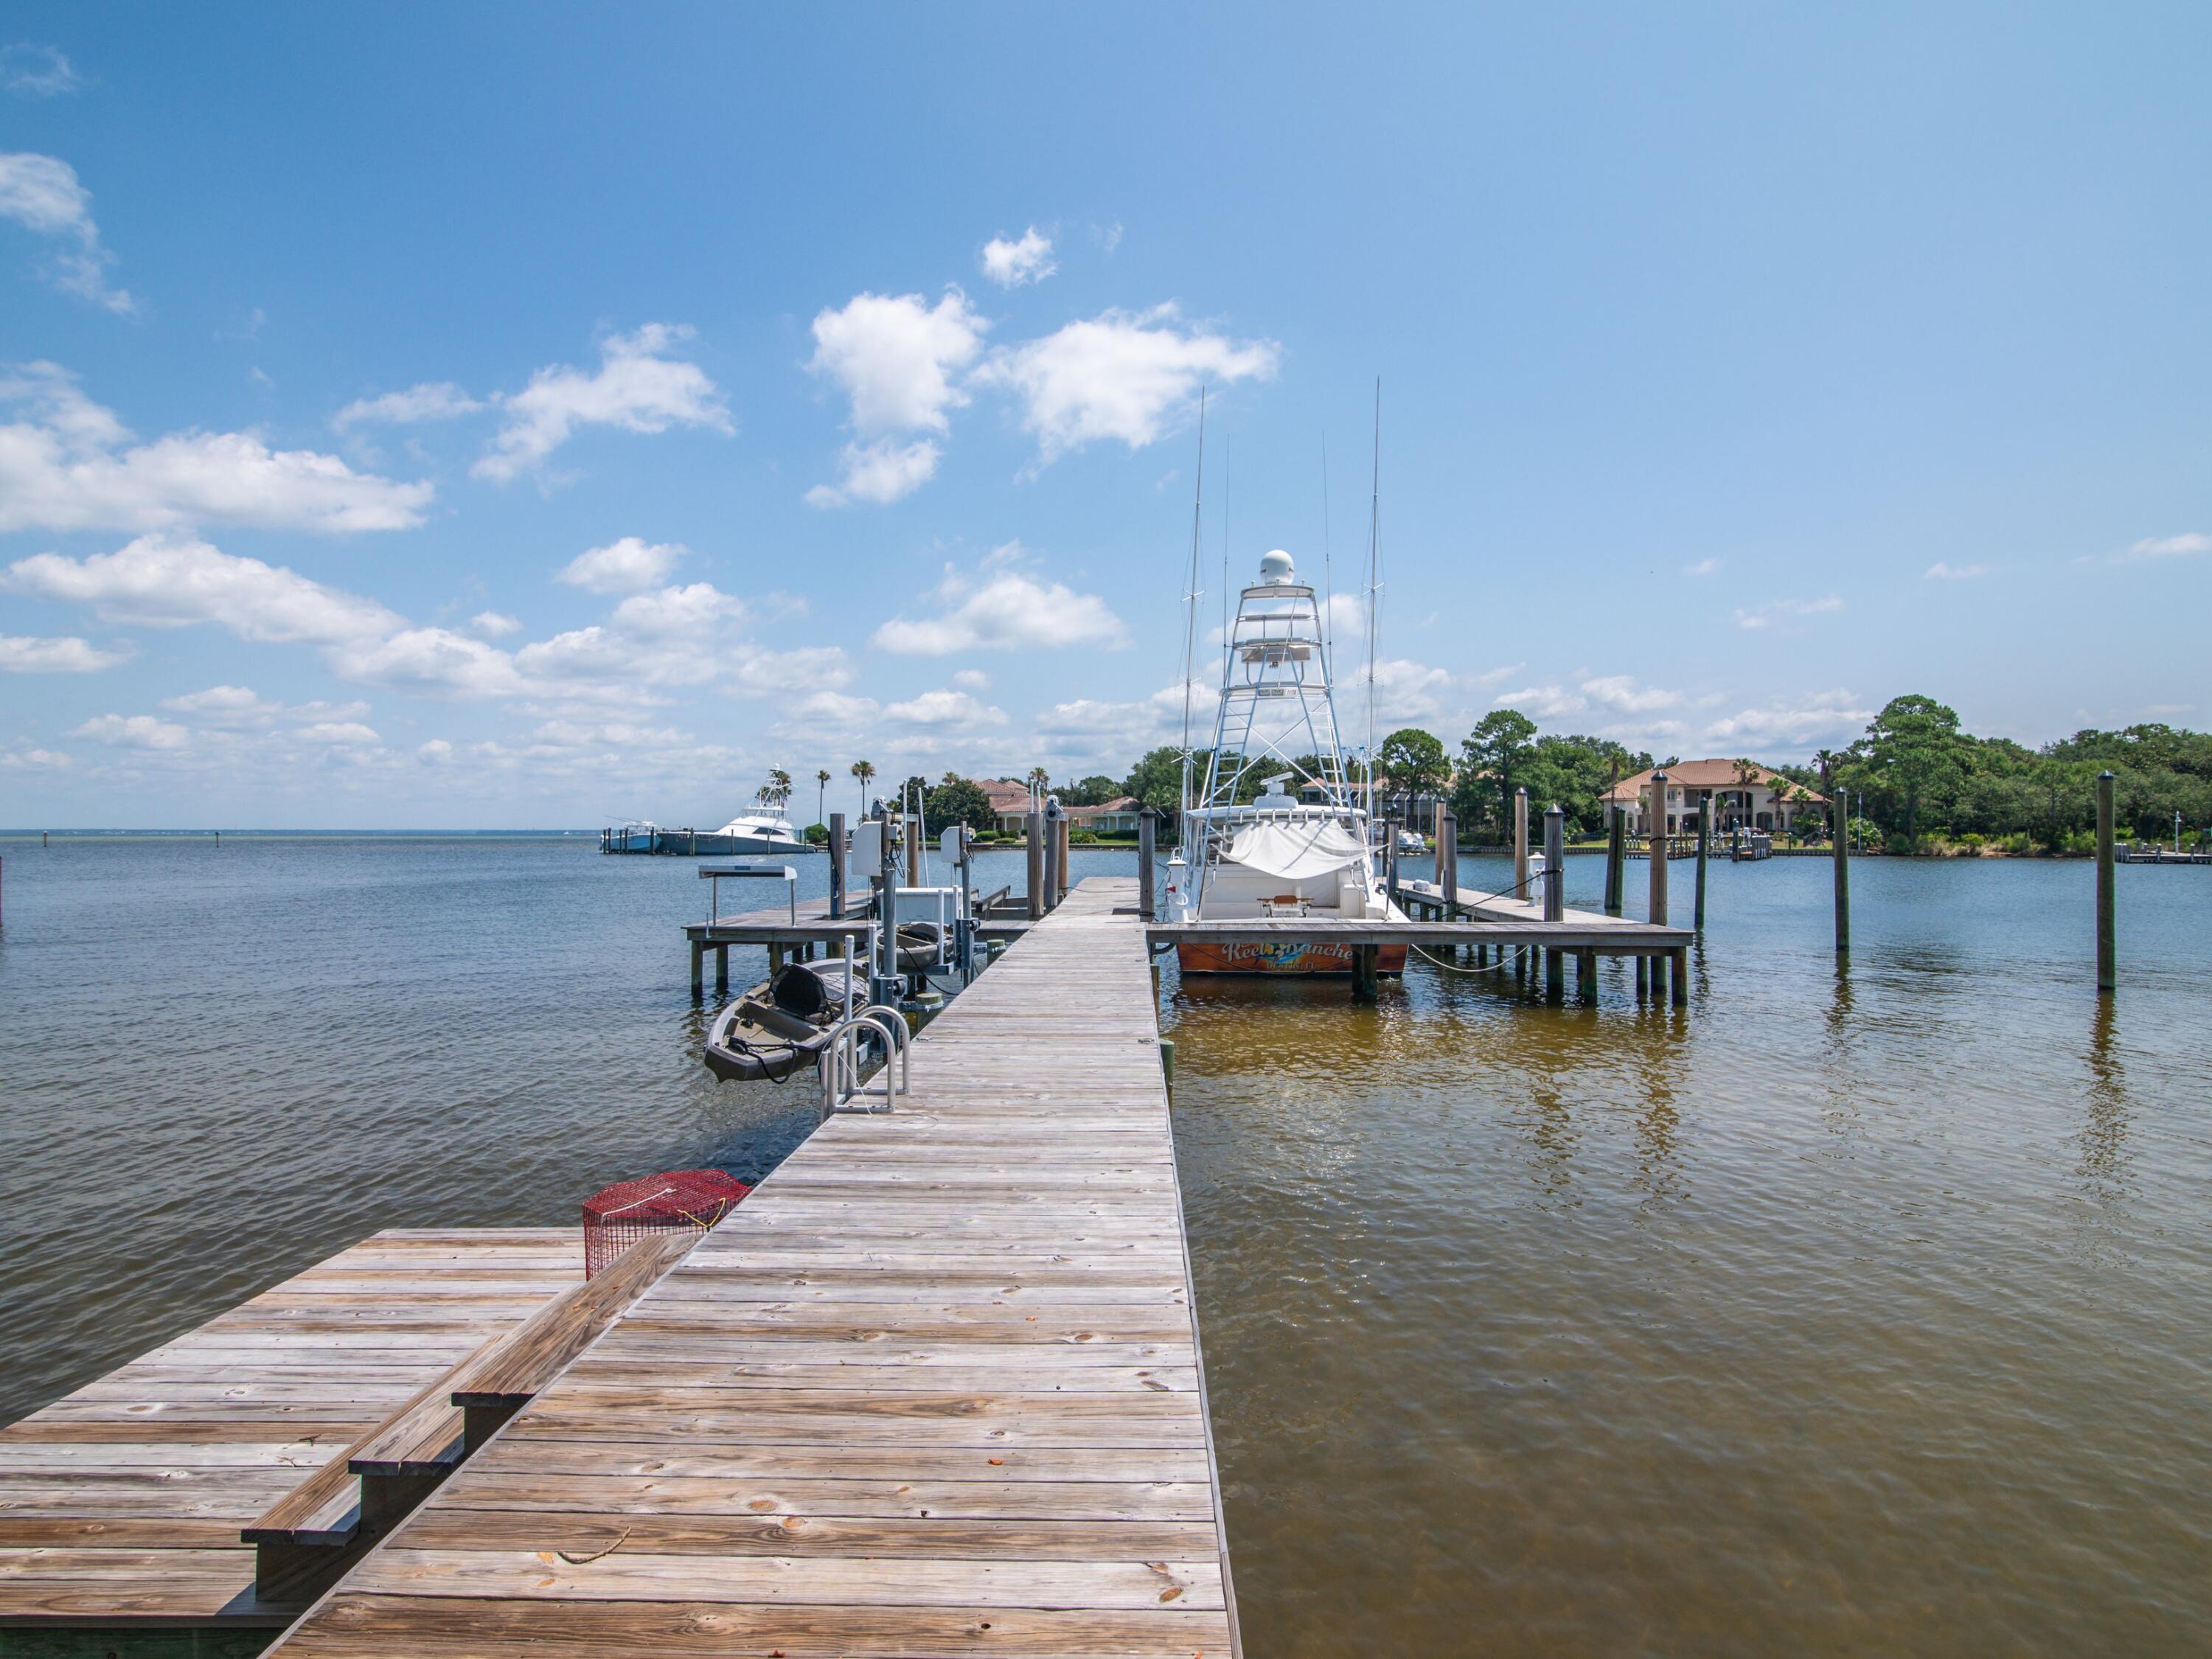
708, 810, 813, 855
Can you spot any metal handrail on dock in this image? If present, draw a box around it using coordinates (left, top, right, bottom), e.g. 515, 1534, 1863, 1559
819, 1002, 910, 1116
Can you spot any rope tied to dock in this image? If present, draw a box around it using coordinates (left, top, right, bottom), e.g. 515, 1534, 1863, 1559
1408, 942, 1520, 976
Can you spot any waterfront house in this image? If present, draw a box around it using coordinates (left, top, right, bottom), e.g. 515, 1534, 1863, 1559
1602, 760, 1824, 835
981, 779, 1145, 837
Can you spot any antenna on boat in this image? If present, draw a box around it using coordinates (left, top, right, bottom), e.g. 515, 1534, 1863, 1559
1220, 430, 1231, 690
1180, 389, 1206, 821
1321, 433, 1335, 673
1364, 378, 1382, 821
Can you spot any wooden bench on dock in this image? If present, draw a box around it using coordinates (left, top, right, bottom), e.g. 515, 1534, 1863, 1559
241, 1231, 700, 1608
0, 1229, 582, 1647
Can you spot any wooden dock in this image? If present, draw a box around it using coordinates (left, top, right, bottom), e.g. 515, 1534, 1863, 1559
0, 1228, 579, 1643
1148, 874, 1695, 1004
269, 877, 1237, 1659
684, 894, 1032, 997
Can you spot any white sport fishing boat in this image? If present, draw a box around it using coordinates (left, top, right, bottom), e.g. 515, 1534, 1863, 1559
706, 810, 813, 855
1170, 549, 1408, 975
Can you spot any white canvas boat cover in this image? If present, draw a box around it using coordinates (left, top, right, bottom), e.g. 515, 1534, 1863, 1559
1223, 819, 1368, 882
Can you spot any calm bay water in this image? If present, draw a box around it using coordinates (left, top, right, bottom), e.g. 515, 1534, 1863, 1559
1, 836, 2206, 1652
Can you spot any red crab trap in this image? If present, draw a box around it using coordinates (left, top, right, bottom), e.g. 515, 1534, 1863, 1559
581, 1167, 751, 1278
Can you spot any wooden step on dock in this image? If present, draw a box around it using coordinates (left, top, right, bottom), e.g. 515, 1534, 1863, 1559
268, 877, 1238, 1659
0, 1229, 580, 1646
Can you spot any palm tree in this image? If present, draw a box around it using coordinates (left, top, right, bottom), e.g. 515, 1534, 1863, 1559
815, 768, 831, 827
1026, 765, 1049, 797
850, 759, 875, 818
768, 767, 792, 809
1730, 757, 1762, 832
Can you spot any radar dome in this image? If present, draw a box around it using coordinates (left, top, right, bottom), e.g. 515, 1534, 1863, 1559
1259, 549, 1295, 582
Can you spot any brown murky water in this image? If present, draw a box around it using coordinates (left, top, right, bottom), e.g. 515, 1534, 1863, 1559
2, 840, 2205, 1652
1166, 852, 2212, 1655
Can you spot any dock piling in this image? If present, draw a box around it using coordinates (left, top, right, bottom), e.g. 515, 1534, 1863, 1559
827, 812, 846, 919
2096, 769, 2117, 995
1352, 943, 1380, 1002
1648, 768, 1670, 1004
1579, 945, 1598, 1004
689, 939, 703, 1000
1513, 787, 1529, 902
1056, 812, 1071, 903
1694, 789, 1710, 931
1823, 754, 1850, 956
1041, 799, 1063, 913
1543, 804, 1566, 1003
1138, 805, 1160, 920
1604, 804, 1625, 916
1026, 802, 1044, 919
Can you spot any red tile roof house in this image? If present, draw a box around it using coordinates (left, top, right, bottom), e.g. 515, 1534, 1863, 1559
1601, 761, 1826, 836
981, 780, 1145, 837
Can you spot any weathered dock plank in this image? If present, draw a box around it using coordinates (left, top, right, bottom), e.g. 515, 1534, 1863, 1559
271, 877, 1237, 1659
0, 1230, 577, 1633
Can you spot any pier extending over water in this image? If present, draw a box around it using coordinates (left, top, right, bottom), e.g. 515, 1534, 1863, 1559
274, 875, 1234, 1658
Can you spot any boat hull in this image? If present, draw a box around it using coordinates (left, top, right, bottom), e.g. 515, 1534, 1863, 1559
1175, 940, 1407, 976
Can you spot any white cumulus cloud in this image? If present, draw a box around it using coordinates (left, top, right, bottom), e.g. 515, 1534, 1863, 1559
469, 610, 522, 637
557, 536, 685, 594
804, 290, 987, 507
0, 362, 431, 532
980, 227, 1056, 287
871, 551, 1129, 655
328, 627, 527, 698
0, 633, 126, 672
333, 381, 486, 429
0, 152, 132, 311
475, 324, 730, 483
806, 438, 942, 509
72, 712, 189, 749
973, 304, 1279, 462
1924, 561, 1990, 580
883, 688, 1009, 728
1705, 690, 1872, 749
6, 532, 400, 641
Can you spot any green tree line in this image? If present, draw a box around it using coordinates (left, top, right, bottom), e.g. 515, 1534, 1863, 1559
882, 695, 2211, 855
1806, 696, 2212, 853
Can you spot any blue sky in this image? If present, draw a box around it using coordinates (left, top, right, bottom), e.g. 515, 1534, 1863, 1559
1, 4, 2205, 827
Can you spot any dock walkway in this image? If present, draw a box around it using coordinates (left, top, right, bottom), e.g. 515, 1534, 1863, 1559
274, 877, 1237, 1659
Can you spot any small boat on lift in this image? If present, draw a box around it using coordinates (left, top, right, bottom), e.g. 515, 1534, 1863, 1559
702, 927, 947, 1083
703, 960, 855, 1082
